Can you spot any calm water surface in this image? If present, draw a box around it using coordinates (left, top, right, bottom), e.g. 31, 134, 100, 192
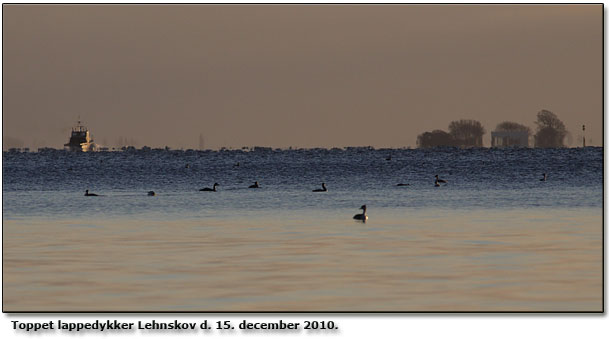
2, 147, 603, 311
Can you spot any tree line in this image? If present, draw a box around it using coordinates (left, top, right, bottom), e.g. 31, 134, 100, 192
416, 109, 569, 148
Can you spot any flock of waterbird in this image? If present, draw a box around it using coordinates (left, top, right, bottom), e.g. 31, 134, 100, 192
84, 169, 549, 223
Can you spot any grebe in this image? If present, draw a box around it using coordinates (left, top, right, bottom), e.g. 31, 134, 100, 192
313, 183, 327, 192
540, 173, 547, 181
249, 181, 260, 188
435, 175, 447, 183
147, 191, 156, 196
84, 190, 99, 196
353, 205, 368, 221
200, 183, 219, 192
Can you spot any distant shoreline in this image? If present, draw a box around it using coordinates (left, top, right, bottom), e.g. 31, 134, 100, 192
2, 145, 603, 154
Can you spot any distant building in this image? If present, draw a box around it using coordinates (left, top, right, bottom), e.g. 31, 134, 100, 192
491, 130, 529, 147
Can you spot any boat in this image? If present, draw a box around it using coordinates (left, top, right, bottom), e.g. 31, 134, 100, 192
64, 119, 95, 152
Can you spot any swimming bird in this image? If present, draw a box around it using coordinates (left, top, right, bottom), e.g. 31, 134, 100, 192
147, 191, 156, 196
353, 205, 368, 222
435, 175, 447, 184
386, 155, 392, 161
313, 183, 327, 192
540, 173, 547, 181
200, 183, 219, 192
396, 183, 410, 186
84, 190, 98, 196
249, 181, 260, 188
234, 162, 240, 167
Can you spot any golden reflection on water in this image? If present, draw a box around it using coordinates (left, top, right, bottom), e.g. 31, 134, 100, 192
3, 209, 601, 311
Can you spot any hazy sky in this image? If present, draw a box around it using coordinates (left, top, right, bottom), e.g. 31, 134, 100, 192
2, 4, 602, 149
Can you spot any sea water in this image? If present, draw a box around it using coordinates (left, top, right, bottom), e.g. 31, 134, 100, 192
2, 147, 603, 311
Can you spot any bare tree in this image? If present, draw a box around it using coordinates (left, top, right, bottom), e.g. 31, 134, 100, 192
495, 121, 531, 135
534, 110, 567, 148
416, 130, 454, 148
448, 119, 485, 147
